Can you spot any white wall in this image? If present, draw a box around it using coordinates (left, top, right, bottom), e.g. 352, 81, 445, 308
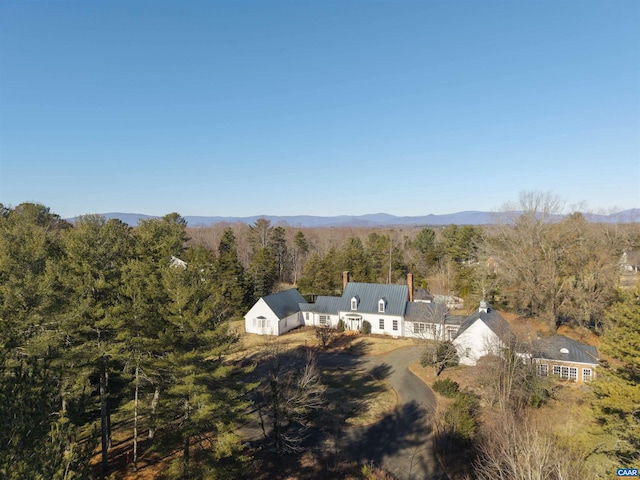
278, 312, 303, 335
453, 320, 502, 366
244, 299, 280, 336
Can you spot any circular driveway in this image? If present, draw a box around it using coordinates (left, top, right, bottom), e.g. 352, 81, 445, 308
348, 346, 443, 480
317, 345, 443, 479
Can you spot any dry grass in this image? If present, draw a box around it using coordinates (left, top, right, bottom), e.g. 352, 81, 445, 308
619, 272, 640, 289
230, 319, 420, 360
321, 368, 397, 427
98, 322, 409, 479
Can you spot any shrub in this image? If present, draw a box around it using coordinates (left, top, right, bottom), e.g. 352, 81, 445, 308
421, 340, 459, 375
337, 319, 345, 332
314, 325, 336, 349
361, 320, 371, 335
443, 390, 480, 441
432, 378, 460, 398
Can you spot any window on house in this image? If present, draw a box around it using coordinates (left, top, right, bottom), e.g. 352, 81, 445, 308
378, 299, 385, 313
305, 312, 309, 321
284, 319, 287, 328
552, 365, 561, 376
569, 367, 578, 381
414, 322, 426, 333
446, 327, 458, 341
560, 366, 570, 379
379, 319, 384, 330
582, 368, 592, 382
319, 315, 329, 326
465, 348, 471, 357
538, 364, 549, 376
351, 297, 358, 311
393, 320, 398, 331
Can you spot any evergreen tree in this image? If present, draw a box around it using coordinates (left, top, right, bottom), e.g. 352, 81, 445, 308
249, 246, 277, 300
291, 231, 309, 285
593, 286, 640, 464
59, 215, 134, 471
216, 228, 250, 313
269, 226, 289, 283
339, 237, 371, 282
0, 204, 91, 478
159, 246, 249, 478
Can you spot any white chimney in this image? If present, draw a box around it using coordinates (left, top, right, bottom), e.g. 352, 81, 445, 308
479, 301, 489, 313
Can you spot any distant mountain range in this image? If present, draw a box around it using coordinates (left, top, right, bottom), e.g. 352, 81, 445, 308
70, 209, 640, 228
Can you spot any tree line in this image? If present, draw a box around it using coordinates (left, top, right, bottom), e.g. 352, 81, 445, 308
0, 203, 254, 478
1, 192, 638, 478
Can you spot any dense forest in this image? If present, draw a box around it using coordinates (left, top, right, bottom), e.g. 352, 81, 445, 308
1, 194, 639, 478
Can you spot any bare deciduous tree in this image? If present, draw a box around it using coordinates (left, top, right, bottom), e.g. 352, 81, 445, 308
256, 345, 325, 454
314, 325, 337, 349
474, 413, 592, 480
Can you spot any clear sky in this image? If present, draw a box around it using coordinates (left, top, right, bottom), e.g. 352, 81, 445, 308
1, 1, 639, 219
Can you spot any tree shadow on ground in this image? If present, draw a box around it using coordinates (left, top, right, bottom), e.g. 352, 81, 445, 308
347, 400, 432, 463
241, 342, 396, 478
369, 362, 393, 381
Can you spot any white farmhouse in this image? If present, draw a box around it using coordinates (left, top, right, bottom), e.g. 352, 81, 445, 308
244, 273, 464, 339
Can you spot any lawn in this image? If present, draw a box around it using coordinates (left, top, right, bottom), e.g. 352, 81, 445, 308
99, 321, 414, 479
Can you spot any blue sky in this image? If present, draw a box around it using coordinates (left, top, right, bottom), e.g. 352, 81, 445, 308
1, 1, 639, 218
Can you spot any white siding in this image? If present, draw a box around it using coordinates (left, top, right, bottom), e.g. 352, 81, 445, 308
453, 320, 502, 366
244, 299, 280, 335
278, 312, 303, 335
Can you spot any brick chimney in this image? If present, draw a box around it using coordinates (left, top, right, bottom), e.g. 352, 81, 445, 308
343, 271, 351, 291
407, 273, 414, 302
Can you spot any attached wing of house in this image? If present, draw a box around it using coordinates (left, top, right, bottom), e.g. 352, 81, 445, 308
621, 251, 640, 273
244, 288, 306, 336
404, 302, 463, 340
452, 301, 513, 366
529, 334, 599, 383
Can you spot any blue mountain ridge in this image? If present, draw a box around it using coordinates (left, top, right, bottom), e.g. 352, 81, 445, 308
70, 209, 640, 228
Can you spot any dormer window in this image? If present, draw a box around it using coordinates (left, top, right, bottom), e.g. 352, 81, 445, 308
378, 298, 386, 313
351, 296, 359, 311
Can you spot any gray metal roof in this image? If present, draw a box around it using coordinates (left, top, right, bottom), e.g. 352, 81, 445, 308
341, 282, 409, 316
414, 288, 434, 302
530, 335, 599, 365
404, 302, 447, 323
311, 295, 343, 314
623, 251, 640, 266
261, 289, 306, 319
454, 305, 513, 341
299, 303, 313, 312
445, 315, 467, 326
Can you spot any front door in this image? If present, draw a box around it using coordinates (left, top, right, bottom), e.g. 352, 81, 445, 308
346, 315, 362, 331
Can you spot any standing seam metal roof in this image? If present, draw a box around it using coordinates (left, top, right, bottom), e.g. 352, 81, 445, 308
261, 289, 306, 319
340, 283, 409, 316
530, 335, 599, 365
454, 306, 513, 341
